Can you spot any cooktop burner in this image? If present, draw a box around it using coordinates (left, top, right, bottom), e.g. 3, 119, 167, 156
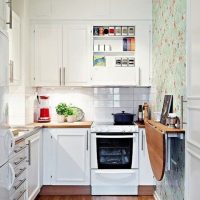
91, 122, 138, 133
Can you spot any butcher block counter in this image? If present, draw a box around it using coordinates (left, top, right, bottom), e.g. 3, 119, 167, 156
145, 120, 185, 181
31, 121, 93, 128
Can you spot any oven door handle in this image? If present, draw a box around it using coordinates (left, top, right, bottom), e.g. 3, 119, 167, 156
95, 135, 136, 139
95, 169, 135, 174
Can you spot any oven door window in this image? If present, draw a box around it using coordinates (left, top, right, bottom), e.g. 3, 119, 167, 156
97, 137, 133, 169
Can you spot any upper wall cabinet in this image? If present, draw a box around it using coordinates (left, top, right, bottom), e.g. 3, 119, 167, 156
29, 0, 152, 20
33, 24, 62, 86
0, 0, 7, 29
63, 25, 91, 86
32, 24, 91, 87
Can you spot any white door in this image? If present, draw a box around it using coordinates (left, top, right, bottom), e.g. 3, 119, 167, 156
139, 129, 154, 185
8, 12, 21, 85
51, 129, 90, 185
26, 132, 40, 200
34, 24, 62, 86
63, 25, 91, 86
185, 0, 200, 199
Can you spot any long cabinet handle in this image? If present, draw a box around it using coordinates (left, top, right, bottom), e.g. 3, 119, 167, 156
141, 130, 144, 151
13, 189, 26, 200
9, 60, 14, 83
6, 0, 12, 29
63, 67, 65, 85
27, 140, 31, 165
59, 67, 62, 86
181, 96, 187, 128
86, 131, 88, 151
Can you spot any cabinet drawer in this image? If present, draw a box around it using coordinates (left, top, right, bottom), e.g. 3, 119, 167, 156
10, 181, 27, 200
10, 150, 27, 169
10, 168, 27, 195
10, 139, 26, 159
91, 169, 138, 186
14, 160, 27, 179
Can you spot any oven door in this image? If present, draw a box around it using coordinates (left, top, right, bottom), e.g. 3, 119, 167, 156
91, 133, 138, 169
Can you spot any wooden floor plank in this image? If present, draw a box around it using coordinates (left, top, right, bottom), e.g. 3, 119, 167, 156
36, 195, 154, 200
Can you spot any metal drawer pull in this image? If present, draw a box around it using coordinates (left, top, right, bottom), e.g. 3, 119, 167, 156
14, 157, 26, 165
13, 189, 26, 200
14, 178, 26, 190
14, 146, 26, 153
15, 167, 26, 178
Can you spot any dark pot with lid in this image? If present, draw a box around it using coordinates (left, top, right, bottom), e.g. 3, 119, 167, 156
112, 111, 135, 125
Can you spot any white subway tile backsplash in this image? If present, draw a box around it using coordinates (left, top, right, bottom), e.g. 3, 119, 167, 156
114, 100, 134, 108
94, 88, 113, 95
133, 87, 150, 94
114, 94, 134, 101
26, 87, 150, 123
114, 88, 134, 95
94, 100, 113, 108
94, 107, 113, 122
94, 94, 113, 101
133, 94, 149, 101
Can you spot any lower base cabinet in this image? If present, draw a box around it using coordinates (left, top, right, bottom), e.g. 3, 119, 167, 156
139, 128, 155, 185
26, 130, 42, 200
43, 128, 90, 185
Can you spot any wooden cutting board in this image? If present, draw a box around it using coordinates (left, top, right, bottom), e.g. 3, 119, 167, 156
145, 121, 165, 181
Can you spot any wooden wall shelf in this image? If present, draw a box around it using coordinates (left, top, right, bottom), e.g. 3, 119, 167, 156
145, 120, 185, 181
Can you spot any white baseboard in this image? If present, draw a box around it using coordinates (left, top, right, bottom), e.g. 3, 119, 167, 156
154, 191, 161, 200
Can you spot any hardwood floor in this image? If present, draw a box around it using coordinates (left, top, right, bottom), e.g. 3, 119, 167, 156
36, 195, 154, 200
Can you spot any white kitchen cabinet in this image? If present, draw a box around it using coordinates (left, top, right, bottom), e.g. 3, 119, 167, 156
8, 11, 21, 85
26, 130, 41, 200
33, 24, 90, 87
29, 0, 151, 20
139, 128, 155, 185
43, 128, 90, 185
0, 0, 6, 29
63, 25, 91, 86
33, 24, 62, 86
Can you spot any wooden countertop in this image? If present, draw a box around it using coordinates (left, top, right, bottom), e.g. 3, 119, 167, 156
147, 120, 185, 134
31, 121, 93, 128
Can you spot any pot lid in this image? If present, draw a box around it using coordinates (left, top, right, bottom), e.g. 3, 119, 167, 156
113, 111, 135, 116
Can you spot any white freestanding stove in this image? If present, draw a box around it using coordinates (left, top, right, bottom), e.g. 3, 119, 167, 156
91, 122, 139, 195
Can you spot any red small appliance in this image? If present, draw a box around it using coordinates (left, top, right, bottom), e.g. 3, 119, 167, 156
38, 96, 51, 122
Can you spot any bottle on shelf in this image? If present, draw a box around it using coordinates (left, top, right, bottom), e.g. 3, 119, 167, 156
138, 105, 143, 123
143, 102, 149, 122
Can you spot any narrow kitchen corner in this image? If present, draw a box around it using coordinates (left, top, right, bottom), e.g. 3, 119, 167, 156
0, 0, 199, 200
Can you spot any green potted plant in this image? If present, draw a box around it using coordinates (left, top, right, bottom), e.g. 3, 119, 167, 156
65, 105, 77, 123
56, 103, 67, 123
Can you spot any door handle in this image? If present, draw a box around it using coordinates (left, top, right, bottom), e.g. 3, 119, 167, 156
6, 0, 12, 29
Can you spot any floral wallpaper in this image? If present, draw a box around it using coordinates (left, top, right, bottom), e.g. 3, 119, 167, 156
152, 0, 186, 117
152, 0, 186, 200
